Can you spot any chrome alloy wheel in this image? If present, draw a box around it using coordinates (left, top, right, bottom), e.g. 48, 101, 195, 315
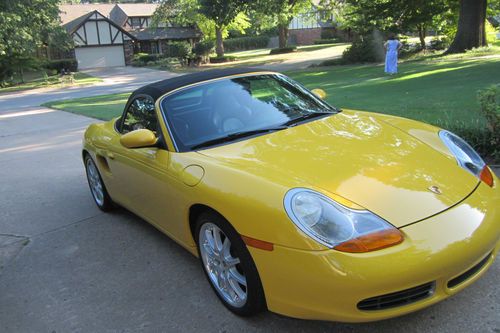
199, 223, 248, 308
86, 158, 104, 206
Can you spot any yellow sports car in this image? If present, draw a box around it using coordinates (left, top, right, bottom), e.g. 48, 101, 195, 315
83, 68, 499, 322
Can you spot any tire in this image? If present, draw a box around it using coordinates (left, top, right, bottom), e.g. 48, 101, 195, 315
195, 211, 266, 316
84, 154, 113, 212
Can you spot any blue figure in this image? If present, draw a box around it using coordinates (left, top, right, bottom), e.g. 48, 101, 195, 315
384, 34, 402, 75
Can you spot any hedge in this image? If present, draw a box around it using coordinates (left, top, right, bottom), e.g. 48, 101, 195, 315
269, 46, 297, 55
313, 38, 340, 45
209, 56, 236, 63
223, 36, 270, 52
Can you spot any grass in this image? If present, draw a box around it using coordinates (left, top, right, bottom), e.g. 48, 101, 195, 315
44, 56, 499, 130
290, 57, 500, 130
43, 93, 130, 120
0, 72, 102, 94
225, 43, 345, 60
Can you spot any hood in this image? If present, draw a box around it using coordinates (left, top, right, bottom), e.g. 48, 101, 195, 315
197, 111, 479, 227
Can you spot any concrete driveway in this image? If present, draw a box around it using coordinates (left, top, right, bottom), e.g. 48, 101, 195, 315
0, 68, 499, 332
0, 66, 177, 113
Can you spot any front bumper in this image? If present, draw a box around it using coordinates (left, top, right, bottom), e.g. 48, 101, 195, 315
249, 182, 500, 322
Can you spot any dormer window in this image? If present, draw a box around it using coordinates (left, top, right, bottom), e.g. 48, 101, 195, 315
131, 17, 142, 28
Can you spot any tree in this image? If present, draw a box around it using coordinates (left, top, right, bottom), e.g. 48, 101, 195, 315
0, 0, 71, 83
252, 0, 312, 48
339, 0, 450, 48
198, 0, 249, 57
153, 0, 250, 57
446, 0, 488, 54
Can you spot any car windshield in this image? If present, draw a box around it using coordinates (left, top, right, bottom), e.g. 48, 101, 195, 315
160, 74, 338, 151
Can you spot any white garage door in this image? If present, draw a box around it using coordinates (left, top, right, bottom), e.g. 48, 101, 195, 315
75, 46, 125, 69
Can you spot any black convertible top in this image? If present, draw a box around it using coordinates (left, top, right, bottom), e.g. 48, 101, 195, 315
130, 67, 274, 102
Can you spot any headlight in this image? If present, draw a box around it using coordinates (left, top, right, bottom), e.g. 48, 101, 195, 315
439, 130, 494, 187
284, 189, 403, 253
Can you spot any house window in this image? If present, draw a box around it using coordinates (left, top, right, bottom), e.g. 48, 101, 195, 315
130, 17, 141, 28
151, 41, 159, 54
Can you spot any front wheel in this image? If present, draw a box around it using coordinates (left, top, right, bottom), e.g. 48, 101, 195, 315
84, 154, 113, 211
195, 211, 266, 316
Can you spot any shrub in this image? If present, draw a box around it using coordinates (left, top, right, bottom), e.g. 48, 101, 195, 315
399, 40, 423, 58
193, 40, 214, 64
314, 38, 340, 45
155, 57, 179, 70
131, 53, 162, 66
45, 59, 78, 72
429, 36, 451, 51
209, 56, 236, 63
164, 41, 191, 61
223, 36, 270, 51
269, 46, 297, 55
441, 86, 500, 163
477, 85, 500, 161
341, 35, 383, 64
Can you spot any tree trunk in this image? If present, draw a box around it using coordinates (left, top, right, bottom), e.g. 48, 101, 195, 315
446, 0, 487, 54
278, 24, 289, 49
418, 24, 426, 49
215, 26, 224, 57
19, 66, 25, 83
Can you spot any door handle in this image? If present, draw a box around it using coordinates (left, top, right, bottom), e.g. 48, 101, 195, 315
107, 152, 115, 160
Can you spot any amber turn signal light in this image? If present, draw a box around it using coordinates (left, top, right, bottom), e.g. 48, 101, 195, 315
480, 166, 494, 187
334, 229, 404, 253
241, 235, 274, 251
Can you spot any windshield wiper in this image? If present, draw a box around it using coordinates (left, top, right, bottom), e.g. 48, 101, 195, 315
190, 126, 288, 150
281, 112, 333, 127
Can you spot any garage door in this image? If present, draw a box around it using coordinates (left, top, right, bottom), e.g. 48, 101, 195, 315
75, 46, 125, 69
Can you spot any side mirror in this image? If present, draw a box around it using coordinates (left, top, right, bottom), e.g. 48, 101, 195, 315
120, 129, 157, 149
311, 88, 327, 100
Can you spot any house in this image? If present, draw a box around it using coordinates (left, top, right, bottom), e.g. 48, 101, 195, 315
58, 4, 202, 69
287, 1, 351, 45
288, 10, 334, 45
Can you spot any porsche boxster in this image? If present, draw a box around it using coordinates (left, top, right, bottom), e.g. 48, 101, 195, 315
83, 67, 499, 322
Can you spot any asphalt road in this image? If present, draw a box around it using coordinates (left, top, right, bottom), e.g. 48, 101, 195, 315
0, 69, 499, 332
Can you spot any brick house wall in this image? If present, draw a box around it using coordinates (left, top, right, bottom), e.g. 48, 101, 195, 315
124, 40, 135, 65
289, 28, 322, 45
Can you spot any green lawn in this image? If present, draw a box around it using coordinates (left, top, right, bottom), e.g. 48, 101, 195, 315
44, 56, 499, 131
0, 72, 102, 94
290, 57, 499, 130
226, 43, 343, 59
43, 93, 130, 120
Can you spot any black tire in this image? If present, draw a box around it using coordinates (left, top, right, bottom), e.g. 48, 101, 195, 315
195, 210, 266, 316
84, 154, 113, 212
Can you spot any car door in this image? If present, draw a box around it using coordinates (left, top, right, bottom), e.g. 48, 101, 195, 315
107, 95, 176, 227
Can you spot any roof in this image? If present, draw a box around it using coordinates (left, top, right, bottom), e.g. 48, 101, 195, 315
60, 3, 159, 27
130, 68, 272, 102
116, 3, 159, 17
62, 11, 94, 34
61, 10, 136, 40
59, 4, 115, 25
129, 27, 202, 41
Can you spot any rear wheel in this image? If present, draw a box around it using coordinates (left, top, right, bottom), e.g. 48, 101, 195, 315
84, 155, 113, 211
195, 211, 266, 316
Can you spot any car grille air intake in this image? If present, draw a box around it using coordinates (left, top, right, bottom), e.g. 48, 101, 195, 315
357, 282, 435, 311
447, 252, 491, 289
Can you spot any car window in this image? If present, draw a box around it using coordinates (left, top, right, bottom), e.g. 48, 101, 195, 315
121, 96, 157, 134
160, 74, 337, 152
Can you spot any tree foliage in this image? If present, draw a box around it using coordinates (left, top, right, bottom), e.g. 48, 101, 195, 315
0, 0, 72, 82
338, 0, 453, 46
251, 0, 312, 48
152, 0, 250, 57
